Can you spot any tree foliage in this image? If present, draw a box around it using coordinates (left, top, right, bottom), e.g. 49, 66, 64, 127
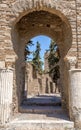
32, 41, 43, 73
24, 40, 34, 60
48, 40, 60, 83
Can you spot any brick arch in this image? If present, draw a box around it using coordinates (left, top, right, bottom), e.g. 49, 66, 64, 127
10, 0, 73, 114
10, 0, 72, 56
11, 0, 71, 29
11, 0, 72, 56
9, 0, 72, 61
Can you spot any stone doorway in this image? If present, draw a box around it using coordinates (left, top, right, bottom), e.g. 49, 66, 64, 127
0, 0, 76, 127
22, 35, 61, 114
1, 0, 81, 129
0, 7, 73, 126
12, 9, 72, 115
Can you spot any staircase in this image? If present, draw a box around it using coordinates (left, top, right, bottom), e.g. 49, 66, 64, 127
6, 94, 74, 130
20, 94, 61, 114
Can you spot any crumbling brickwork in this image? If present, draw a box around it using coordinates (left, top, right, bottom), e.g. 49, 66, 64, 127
25, 61, 56, 97
0, 0, 81, 128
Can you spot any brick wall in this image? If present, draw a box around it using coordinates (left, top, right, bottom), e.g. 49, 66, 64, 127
0, 0, 80, 113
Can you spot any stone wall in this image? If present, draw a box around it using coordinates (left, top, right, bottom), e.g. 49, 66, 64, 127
76, 1, 81, 68
25, 62, 56, 97
0, 0, 81, 122
44, 52, 49, 72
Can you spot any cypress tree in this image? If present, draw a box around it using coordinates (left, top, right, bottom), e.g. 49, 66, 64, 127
32, 41, 43, 73
24, 40, 34, 60
48, 40, 60, 82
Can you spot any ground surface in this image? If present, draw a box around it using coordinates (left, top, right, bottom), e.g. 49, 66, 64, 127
1, 94, 74, 130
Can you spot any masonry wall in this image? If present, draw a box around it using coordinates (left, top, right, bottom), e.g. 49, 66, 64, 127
76, 0, 81, 68
25, 62, 56, 97
0, 0, 81, 114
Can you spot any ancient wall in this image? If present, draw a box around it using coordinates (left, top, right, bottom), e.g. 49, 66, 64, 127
44, 52, 49, 72
0, 0, 81, 116
25, 62, 56, 97
76, 1, 81, 68
25, 62, 40, 96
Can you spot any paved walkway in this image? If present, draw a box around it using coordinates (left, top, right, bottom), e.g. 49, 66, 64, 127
10, 108, 74, 130
2, 94, 74, 130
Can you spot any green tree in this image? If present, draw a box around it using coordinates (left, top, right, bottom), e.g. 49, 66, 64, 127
48, 40, 59, 67
32, 41, 43, 73
24, 40, 34, 60
48, 40, 60, 82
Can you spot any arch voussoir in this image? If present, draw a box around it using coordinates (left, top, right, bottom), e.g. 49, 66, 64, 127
11, 0, 70, 26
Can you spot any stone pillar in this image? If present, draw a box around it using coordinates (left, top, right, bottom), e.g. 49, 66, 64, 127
0, 69, 13, 125
64, 56, 77, 109
69, 69, 81, 128
65, 56, 81, 128
64, 56, 77, 70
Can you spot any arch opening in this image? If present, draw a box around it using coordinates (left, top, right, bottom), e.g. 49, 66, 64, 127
24, 35, 61, 102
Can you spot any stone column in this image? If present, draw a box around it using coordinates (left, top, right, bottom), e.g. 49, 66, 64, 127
69, 69, 81, 128
0, 69, 13, 125
65, 56, 81, 128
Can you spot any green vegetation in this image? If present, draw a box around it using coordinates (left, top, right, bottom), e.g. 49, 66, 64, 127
24, 40, 34, 60
32, 41, 43, 73
25, 39, 60, 80
47, 40, 60, 83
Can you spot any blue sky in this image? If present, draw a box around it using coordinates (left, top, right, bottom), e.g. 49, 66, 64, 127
28, 35, 51, 62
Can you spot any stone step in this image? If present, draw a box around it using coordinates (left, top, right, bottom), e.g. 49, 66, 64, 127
22, 99, 61, 106
7, 119, 74, 130
23, 95, 61, 106
22, 101, 61, 106
20, 105, 65, 114
2, 109, 74, 130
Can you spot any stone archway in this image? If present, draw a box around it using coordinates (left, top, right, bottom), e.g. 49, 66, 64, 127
11, 9, 72, 113
1, 0, 81, 128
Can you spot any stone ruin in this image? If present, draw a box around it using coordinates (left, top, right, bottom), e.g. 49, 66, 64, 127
0, 0, 81, 129
25, 52, 59, 97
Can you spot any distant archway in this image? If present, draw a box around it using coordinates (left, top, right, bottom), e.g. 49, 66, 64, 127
24, 35, 60, 97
